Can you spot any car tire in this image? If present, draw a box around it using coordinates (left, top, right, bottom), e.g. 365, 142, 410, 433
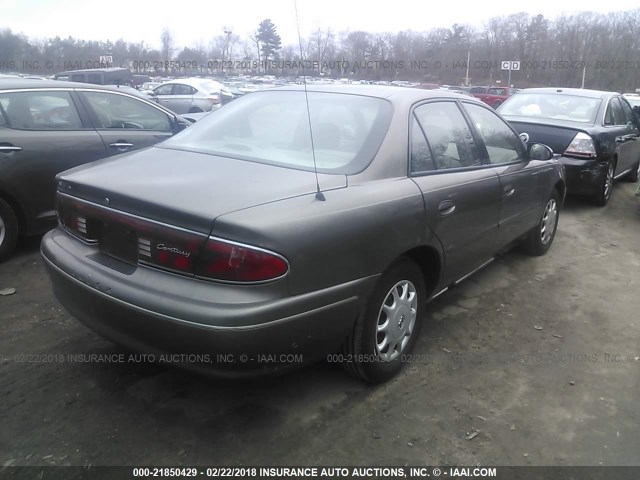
0, 198, 19, 262
594, 160, 615, 206
625, 160, 640, 182
341, 257, 425, 383
521, 189, 560, 256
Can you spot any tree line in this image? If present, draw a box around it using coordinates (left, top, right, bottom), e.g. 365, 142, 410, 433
1, 9, 640, 91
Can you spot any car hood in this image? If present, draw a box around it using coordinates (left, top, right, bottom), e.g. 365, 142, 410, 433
56, 146, 347, 234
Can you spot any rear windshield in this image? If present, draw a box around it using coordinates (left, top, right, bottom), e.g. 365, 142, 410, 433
499, 93, 602, 124
160, 90, 393, 174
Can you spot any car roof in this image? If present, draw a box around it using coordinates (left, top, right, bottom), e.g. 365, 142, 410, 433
55, 67, 130, 74
0, 79, 133, 90
160, 77, 224, 86
266, 84, 482, 103
515, 87, 617, 99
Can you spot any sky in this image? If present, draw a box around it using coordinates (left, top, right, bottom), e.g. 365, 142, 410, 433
2, 0, 639, 50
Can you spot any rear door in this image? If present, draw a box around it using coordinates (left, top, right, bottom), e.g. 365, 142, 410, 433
170, 84, 197, 113
77, 90, 176, 155
409, 101, 502, 285
604, 96, 636, 176
153, 84, 176, 111
462, 101, 550, 244
0, 89, 105, 227
617, 97, 640, 174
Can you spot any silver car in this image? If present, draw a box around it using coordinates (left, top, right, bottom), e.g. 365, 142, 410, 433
152, 78, 233, 114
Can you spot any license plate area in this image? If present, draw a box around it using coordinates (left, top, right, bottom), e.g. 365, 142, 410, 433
99, 221, 138, 265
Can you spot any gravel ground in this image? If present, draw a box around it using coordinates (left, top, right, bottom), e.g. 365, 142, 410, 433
0, 182, 639, 469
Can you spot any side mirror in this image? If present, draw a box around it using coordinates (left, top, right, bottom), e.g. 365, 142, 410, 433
528, 143, 554, 161
173, 116, 190, 132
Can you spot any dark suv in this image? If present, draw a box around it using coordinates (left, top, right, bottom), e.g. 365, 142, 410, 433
53, 68, 133, 86
0, 79, 189, 260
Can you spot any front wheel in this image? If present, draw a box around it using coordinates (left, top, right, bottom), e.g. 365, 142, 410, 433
341, 258, 426, 383
521, 189, 560, 256
0, 198, 19, 262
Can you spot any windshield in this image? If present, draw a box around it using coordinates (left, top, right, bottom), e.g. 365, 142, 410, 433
499, 93, 601, 124
159, 90, 393, 174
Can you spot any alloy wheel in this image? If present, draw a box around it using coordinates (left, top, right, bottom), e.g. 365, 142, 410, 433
376, 280, 418, 362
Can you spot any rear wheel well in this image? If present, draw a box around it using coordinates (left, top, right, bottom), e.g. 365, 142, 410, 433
0, 191, 25, 237
401, 246, 441, 298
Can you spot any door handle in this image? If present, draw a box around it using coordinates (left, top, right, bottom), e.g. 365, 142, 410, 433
109, 142, 133, 149
0, 145, 22, 153
438, 200, 456, 216
504, 186, 515, 196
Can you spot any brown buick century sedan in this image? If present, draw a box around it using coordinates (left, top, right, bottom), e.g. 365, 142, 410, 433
41, 86, 565, 382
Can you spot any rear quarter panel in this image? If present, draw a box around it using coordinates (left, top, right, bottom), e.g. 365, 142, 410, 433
210, 178, 441, 297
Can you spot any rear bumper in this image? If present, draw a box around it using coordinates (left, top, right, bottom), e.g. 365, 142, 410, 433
559, 156, 607, 196
41, 228, 377, 377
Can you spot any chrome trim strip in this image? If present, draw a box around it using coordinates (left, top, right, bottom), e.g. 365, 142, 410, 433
57, 192, 291, 284
453, 258, 495, 286
57, 192, 209, 238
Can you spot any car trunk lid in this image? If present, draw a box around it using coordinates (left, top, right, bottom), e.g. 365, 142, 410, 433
56, 146, 347, 235
504, 116, 591, 154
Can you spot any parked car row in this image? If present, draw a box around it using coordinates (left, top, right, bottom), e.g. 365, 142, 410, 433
1, 77, 638, 384
38, 85, 566, 384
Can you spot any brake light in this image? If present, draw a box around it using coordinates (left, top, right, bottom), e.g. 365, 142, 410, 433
196, 238, 289, 282
56, 193, 288, 282
57, 194, 99, 242
564, 132, 596, 158
206, 93, 220, 104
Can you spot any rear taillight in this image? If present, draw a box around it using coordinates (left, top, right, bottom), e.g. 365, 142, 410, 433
57, 194, 99, 242
56, 193, 289, 282
195, 238, 288, 283
57, 192, 206, 273
206, 94, 220, 104
564, 132, 596, 158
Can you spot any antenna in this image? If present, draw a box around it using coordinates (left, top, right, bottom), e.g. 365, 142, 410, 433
294, 0, 326, 201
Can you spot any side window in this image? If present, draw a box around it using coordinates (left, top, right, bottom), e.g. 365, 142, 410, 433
607, 98, 625, 126
82, 91, 172, 131
409, 116, 435, 175
154, 84, 174, 95
173, 84, 195, 95
414, 102, 482, 170
87, 73, 102, 85
0, 98, 9, 127
0, 91, 83, 130
464, 103, 526, 164
619, 97, 635, 125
